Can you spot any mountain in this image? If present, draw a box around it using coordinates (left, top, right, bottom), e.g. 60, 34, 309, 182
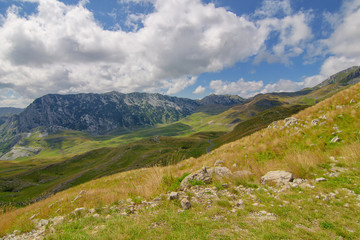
0, 93, 243, 154
0, 107, 23, 125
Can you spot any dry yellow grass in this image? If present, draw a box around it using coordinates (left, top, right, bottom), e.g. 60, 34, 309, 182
1, 82, 360, 236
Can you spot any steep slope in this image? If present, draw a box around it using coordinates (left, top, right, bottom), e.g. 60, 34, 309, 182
1, 78, 360, 239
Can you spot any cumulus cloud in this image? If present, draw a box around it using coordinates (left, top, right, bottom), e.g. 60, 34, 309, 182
0, 0, 272, 107
193, 85, 205, 94
304, 0, 360, 86
210, 78, 264, 97
0, 0, 315, 107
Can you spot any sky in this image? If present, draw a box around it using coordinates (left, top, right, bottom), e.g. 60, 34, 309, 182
0, 0, 359, 108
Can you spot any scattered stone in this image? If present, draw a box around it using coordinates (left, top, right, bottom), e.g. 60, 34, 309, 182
330, 136, 341, 143
169, 192, 179, 200
50, 216, 64, 226
181, 198, 191, 210
207, 167, 233, 178
311, 119, 320, 126
74, 207, 86, 213
214, 160, 224, 167
180, 166, 212, 189
284, 117, 298, 127
293, 178, 306, 184
105, 215, 112, 219
38, 219, 49, 227
261, 171, 293, 185
93, 213, 100, 218
222, 183, 229, 189
236, 200, 244, 207
89, 208, 96, 214
316, 177, 326, 182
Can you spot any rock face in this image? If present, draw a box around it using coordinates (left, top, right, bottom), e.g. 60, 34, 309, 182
0, 146, 41, 160
15, 92, 200, 135
0, 92, 245, 155
261, 171, 293, 185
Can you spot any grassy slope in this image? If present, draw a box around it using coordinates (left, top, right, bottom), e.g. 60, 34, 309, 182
1, 82, 360, 238
0, 67, 358, 212
0, 136, 210, 206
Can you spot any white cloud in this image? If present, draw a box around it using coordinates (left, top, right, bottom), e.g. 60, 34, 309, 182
304, 0, 360, 85
210, 78, 264, 97
0, 0, 315, 107
254, 0, 292, 18
255, 11, 313, 64
0, 0, 271, 107
261, 79, 304, 93
193, 85, 205, 94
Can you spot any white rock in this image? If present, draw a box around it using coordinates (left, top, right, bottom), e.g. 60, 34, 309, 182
214, 160, 224, 167
74, 207, 86, 213
316, 177, 326, 182
261, 171, 293, 185
169, 192, 179, 200
181, 198, 191, 210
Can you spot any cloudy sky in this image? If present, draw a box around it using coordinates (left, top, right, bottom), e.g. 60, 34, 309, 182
0, 0, 359, 107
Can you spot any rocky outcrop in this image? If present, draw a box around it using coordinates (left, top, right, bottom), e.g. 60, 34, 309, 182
261, 171, 293, 185
180, 166, 232, 189
0, 146, 41, 160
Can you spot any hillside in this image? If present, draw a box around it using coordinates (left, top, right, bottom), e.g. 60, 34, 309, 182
1, 80, 360, 239
0, 67, 359, 209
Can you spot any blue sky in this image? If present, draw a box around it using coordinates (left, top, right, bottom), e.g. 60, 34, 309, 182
0, 0, 359, 107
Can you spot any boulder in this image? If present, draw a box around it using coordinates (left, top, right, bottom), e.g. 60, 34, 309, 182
284, 117, 298, 127
181, 198, 191, 210
214, 160, 224, 167
261, 171, 293, 185
180, 166, 232, 189
169, 192, 179, 200
311, 119, 320, 126
180, 167, 212, 189
207, 167, 232, 178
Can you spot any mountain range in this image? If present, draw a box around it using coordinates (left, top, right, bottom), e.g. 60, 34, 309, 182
0, 66, 359, 157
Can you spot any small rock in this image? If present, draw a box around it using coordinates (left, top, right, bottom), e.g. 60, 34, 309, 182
350, 99, 356, 104
236, 200, 244, 207
285, 117, 298, 127
330, 136, 340, 143
311, 119, 320, 126
214, 160, 224, 167
293, 178, 306, 184
105, 215, 112, 219
169, 192, 179, 200
222, 183, 229, 189
74, 207, 86, 213
181, 198, 191, 210
51, 216, 64, 226
38, 219, 49, 227
316, 177, 326, 182
93, 214, 100, 218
